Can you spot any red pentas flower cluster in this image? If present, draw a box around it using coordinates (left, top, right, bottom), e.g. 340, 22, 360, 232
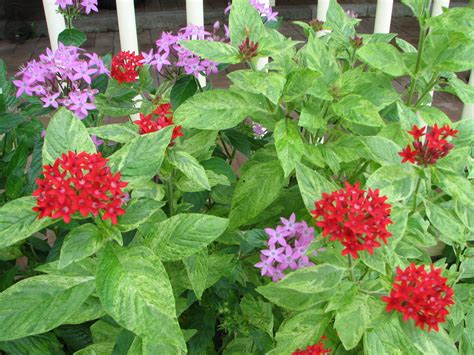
382, 263, 454, 332
399, 124, 458, 166
292, 337, 331, 355
111, 50, 143, 84
134, 103, 184, 145
33, 151, 128, 224
311, 182, 392, 259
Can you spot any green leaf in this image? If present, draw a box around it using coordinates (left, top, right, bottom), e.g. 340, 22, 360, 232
424, 200, 466, 245
174, 89, 275, 131
0, 275, 94, 341
301, 34, 339, 85
401, 321, 457, 355
96, 244, 186, 351
432, 169, 474, 208
325, 0, 357, 39
180, 40, 241, 64
42, 107, 96, 165
333, 94, 385, 128
118, 198, 164, 232
170, 75, 198, 110
66, 296, 105, 325
367, 165, 416, 202
240, 295, 274, 336
179, 129, 217, 161
145, 213, 229, 261
94, 95, 141, 117
0, 196, 55, 249
108, 127, 172, 185
74, 342, 114, 354
228, 0, 265, 46
448, 76, 474, 104
169, 150, 211, 191
58, 28, 87, 47
228, 70, 286, 105
0, 333, 64, 354
357, 43, 407, 76
360, 136, 403, 165
335, 294, 370, 350
257, 264, 344, 310
274, 119, 305, 177
183, 249, 208, 300
59, 224, 103, 269
87, 123, 140, 144
282, 68, 320, 102
401, 0, 430, 19
423, 32, 474, 72
229, 159, 286, 229
295, 163, 337, 211
396, 38, 417, 53
0, 113, 26, 133
299, 100, 328, 131
271, 309, 330, 354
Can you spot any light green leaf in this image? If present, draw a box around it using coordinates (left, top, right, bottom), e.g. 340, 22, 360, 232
174, 89, 275, 131
274, 119, 305, 177
228, 70, 286, 105
424, 200, 466, 245
357, 43, 407, 76
96, 244, 186, 352
108, 127, 172, 185
325, 0, 357, 39
74, 342, 114, 354
361, 136, 403, 165
117, 198, 165, 232
296, 163, 337, 211
335, 294, 370, 350
229, 159, 285, 229
367, 165, 416, 202
183, 249, 208, 300
396, 38, 417, 53
0, 275, 95, 341
282, 68, 320, 102
59, 224, 103, 269
432, 169, 474, 208
333, 94, 385, 128
271, 309, 330, 354
87, 123, 140, 144
448, 76, 474, 104
401, 321, 457, 355
301, 34, 339, 85
169, 150, 211, 191
145, 213, 229, 261
66, 296, 105, 325
229, 0, 265, 46
0, 333, 64, 355
0, 196, 55, 249
240, 295, 274, 336
179, 130, 217, 161
180, 40, 241, 64
299, 100, 328, 131
42, 107, 96, 165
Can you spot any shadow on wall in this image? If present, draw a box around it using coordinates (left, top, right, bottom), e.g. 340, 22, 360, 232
3, 0, 34, 43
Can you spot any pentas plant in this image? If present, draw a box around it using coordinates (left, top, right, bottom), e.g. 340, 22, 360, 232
311, 182, 392, 259
56, 0, 98, 14
33, 151, 127, 224
111, 51, 144, 84
382, 263, 455, 332
225, 0, 278, 22
293, 336, 332, 355
255, 213, 319, 281
14, 44, 107, 119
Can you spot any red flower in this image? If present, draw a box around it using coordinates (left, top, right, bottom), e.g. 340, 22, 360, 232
33, 151, 128, 224
111, 51, 143, 84
311, 182, 392, 259
292, 337, 331, 355
134, 103, 184, 145
382, 263, 454, 332
399, 124, 457, 166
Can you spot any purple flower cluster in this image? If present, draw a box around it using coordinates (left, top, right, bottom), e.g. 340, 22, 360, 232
225, 0, 278, 22
14, 44, 108, 119
255, 214, 321, 282
143, 24, 223, 78
56, 0, 98, 15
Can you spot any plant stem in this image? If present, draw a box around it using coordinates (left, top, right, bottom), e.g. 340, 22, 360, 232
412, 176, 422, 213
413, 76, 439, 109
166, 171, 175, 216
406, 25, 428, 105
218, 132, 233, 162
348, 255, 355, 282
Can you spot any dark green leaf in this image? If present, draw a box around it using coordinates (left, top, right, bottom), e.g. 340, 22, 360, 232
58, 29, 87, 47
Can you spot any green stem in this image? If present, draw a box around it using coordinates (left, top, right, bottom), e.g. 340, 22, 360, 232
348, 255, 355, 282
413, 76, 439, 109
406, 25, 428, 105
412, 176, 422, 213
218, 132, 233, 162
166, 171, 175, 216
349, 161, 369, 182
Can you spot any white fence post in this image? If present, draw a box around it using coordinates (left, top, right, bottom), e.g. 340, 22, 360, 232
317, 0, 330, 21
431, 0, 449, 17
374, 0, 393, 33
42, 0, 66, 51
461, 71, 474, 119
116, 0, 139, 53
256, 0, 270, 70
186, 0, 206, 87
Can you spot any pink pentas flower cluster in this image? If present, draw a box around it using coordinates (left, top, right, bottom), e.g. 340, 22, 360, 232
142, 24, 222, 78
225, 0, 278, 22
55, 0, 98, 15
14, 44, 108, 119
255, 213, 323, 282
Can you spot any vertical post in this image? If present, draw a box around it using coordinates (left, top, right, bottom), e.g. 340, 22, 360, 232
431, 0, 449, 17
116, 0, 139, 53
186, 0, 206, 87
42, 0, 66, 51
256, 0, 270, 70
461, 71, 474, 119
270, 0, 276, 6
374, 0, 394, 33
317, 0, 330, 21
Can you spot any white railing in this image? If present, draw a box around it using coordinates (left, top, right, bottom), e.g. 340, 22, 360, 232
41, 0, 472, 119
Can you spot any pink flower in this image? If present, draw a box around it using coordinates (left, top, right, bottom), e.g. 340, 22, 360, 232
261, 245, 285, 263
